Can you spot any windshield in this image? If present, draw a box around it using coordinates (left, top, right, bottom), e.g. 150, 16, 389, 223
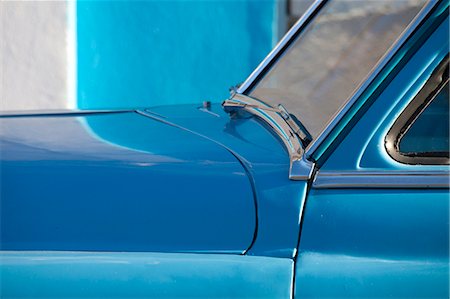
249, 0, 427, 139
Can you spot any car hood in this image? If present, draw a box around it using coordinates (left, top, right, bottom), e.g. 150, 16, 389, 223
0, 111, 256, 253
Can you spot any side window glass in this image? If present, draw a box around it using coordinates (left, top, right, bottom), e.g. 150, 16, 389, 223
399, 81, 449, 154
386, 57, 449, 165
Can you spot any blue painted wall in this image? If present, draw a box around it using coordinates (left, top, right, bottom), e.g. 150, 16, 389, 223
77, 0, 277, 109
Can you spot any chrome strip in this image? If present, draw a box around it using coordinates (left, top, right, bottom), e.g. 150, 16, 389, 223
0, 109, 134, 118
223, 94, 315, 181
305, 0, 437, 160
290, 157, 315, 180
236, 0, 327, 94
313, 170, 450, 189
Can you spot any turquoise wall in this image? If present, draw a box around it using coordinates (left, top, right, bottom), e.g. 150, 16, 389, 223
77, 1, 277, 109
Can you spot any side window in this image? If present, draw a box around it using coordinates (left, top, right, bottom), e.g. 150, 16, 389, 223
386, 57, 449, 165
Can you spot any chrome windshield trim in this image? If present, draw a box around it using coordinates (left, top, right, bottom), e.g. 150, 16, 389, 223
236, 0, 328, 94
305, 0, 437, 161
223, 94, 315, 181
313, 170, 450, 189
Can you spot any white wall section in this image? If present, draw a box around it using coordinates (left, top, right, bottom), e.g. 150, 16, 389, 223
0, 0, 69, 111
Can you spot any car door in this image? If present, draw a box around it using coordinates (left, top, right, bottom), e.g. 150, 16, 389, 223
295, 4, 449, 299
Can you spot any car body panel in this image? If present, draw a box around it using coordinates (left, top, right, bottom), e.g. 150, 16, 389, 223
0, 112, 256, 253
0, 251, 293, 298
296, 252, 448, 298
296, 189, 449, 298
142, 105, 309, 258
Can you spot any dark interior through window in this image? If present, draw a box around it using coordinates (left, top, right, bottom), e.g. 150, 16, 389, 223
399, 81, 449, 156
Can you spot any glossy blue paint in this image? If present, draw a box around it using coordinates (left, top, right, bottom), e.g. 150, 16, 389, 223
144, 104, 309, 258
296, 252, 448, 299
0, 112, 255, 253
296, 189, 449, 298
300, 189, 449, 258
0, 251, 293, 298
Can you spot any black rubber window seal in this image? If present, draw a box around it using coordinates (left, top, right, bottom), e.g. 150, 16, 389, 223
385, 55, 449, 165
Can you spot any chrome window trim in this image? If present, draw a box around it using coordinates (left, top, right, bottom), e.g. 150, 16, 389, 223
236, 0, 328, 94
313, 170, 450, 189
304, 0, 437, 161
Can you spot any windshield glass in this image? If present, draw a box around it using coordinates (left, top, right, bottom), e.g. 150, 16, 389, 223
249, 0, 427, 139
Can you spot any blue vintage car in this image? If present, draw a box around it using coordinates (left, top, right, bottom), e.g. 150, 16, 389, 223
1, 0, 448, 298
